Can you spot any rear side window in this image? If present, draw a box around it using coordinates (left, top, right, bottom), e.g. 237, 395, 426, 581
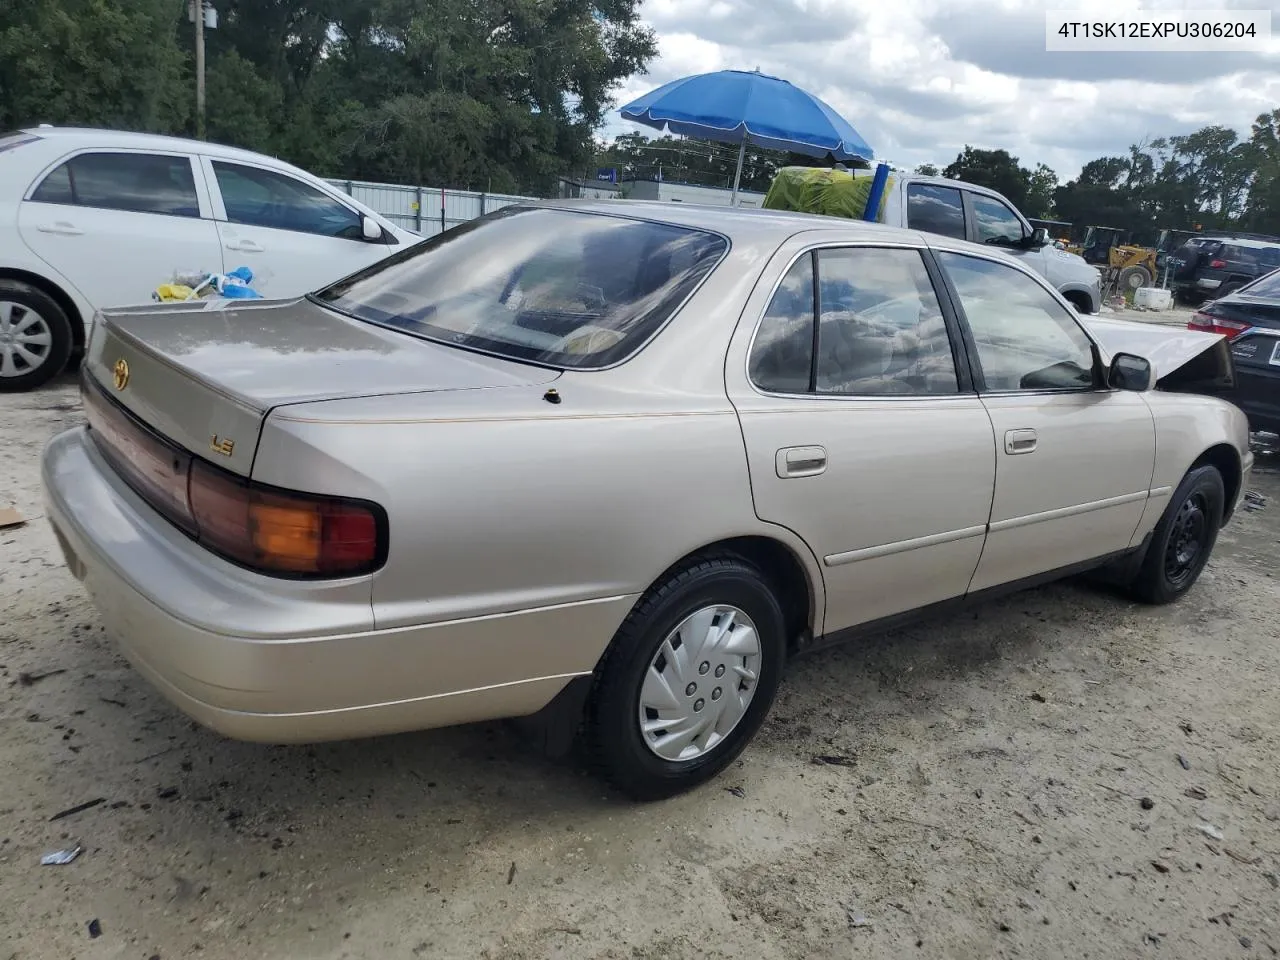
1220, 245, 1256, 266
29, 152, 199, 217
906, 184, 965, 240
212, 161, 362, 239
750, 255, 815, 393
316, 207, 728, 369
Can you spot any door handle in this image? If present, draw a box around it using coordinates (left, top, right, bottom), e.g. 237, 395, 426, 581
36, 221, 83, 236
1004, 428, 1038, 455
776, 445, 827, 478
225, 239, 264, 252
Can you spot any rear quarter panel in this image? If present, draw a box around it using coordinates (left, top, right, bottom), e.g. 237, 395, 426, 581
253, 379, 798, 634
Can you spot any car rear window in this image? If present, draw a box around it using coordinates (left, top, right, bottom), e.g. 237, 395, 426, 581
1243, 268, 1280, 298
314, 207, 728, 369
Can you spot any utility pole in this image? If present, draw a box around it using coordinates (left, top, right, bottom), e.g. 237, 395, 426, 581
194, 0, 205, 139
189, 1, 216, 139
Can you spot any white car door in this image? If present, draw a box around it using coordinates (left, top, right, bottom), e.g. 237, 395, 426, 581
201, 157, 397, 297
17, 150, 222, 309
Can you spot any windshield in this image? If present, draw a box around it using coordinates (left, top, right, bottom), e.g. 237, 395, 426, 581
315, 207, 728, 369
1243, 267, 1280, 299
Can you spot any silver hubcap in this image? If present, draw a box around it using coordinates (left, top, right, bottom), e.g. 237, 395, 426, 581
638, 604, 762, 762
0, 300, 53, 378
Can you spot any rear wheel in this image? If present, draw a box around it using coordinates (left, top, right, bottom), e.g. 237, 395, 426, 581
0, 281, 73, 392
586, 555, 786, 800
1129, 465, 1224, 604
1118, 264, 1152, 293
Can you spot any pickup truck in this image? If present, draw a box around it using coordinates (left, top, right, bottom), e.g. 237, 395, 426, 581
764, 169, 1103, 314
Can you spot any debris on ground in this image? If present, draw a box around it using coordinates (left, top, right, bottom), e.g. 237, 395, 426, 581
1178, 754, 1192, 770
1240, 936, 1254, 949
724, 786, 745, 798
87, 918, 102, 939
1196, 823, 1225, 841
48, 797, 105, 822
0, 505, 26, 529
1185, 786, 1208, 800
1244, 491, 1267, 512
17, 668, 66, 687
1151, 861, 1170, 873
40, 843, 83, 865
810, 754, 856, 767
1141, 797, 1155, 810
507, 861, 516, 885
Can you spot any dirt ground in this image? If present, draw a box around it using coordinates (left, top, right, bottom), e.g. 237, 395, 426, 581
2, 373, 1279, 960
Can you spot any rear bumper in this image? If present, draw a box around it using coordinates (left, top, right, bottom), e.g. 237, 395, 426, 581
42, 427, 632, 743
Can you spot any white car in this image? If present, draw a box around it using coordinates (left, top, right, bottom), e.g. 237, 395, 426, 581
0, 126, 418, 391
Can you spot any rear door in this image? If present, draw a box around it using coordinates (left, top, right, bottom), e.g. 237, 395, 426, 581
935, 249, 1156, 591
17, 150, 221, 309
202, 157, 397, 297
726, 237, 996, 634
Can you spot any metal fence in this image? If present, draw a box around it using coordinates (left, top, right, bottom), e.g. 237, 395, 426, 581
326, 179, 539, 237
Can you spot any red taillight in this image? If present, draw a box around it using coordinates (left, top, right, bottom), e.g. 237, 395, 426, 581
84, 375, 384, 578
1209, 259, 1226, 269
189, 460, 382, 576
1188, 311, 1249, 341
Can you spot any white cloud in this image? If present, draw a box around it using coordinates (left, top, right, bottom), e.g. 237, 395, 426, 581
607, 0, 1280, 179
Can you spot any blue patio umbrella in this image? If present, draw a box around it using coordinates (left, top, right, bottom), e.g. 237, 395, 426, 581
619, 68, 875, 206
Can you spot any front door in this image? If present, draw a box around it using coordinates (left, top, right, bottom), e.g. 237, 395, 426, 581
18, 150, 222, 309
934, 249, 1156, 592
203, 158, 394, 297
727, 241, 996, 634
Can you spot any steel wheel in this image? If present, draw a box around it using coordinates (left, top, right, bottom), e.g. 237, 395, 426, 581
1163, 490, 1209, 588
0, 300, 54, 379
637, 604, 762, 762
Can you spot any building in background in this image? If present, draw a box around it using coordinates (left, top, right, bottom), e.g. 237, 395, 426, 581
622, 179, 767, 208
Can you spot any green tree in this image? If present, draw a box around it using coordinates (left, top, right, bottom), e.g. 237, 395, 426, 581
0, 0, 188, 132
942, 146, 1032, 210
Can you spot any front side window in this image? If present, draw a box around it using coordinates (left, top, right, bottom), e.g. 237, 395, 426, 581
213, 161, 363, 239
907, 184, 965, 240
29, 152, 199, 216
814, 247, 958, 395
939, 252, 1096, 392
970, 194, 1026, 246
315, 207, 727, 369
749, 255, 815, 393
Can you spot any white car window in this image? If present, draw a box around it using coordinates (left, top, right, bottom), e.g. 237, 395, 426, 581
940, 252, 1095, 392
814, 248, 958, 396
212, 161, 363, 239
971, 195, 1026, 246
906, 184, 965, 240
29, 152, 200, 217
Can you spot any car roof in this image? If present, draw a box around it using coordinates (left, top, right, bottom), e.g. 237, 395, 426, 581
19, 125, 303, 172
1215, 237, 1280, 251
523, 197, 941, 249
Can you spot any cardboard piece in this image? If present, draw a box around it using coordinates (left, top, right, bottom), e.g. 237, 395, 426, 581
0, 506, 27, 529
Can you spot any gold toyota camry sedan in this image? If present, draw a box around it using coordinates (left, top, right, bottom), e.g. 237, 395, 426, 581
43, 200, 1249, 799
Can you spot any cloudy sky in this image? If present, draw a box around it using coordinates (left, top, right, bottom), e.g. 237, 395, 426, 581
605, 0, 1280, 182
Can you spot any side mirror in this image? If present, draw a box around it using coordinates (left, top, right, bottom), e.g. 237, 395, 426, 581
1109, 352, 1152, 391
361, 215, 384, 242
1029, 226, 1050, 248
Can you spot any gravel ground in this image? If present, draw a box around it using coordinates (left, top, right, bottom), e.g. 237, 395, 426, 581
2, 375, 1279, 960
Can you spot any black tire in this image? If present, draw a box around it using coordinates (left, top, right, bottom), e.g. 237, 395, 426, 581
0, 280, 73, 392
586, 555, 787, 801
1118, 265, 1153, 292
1129, 465, 1225, 605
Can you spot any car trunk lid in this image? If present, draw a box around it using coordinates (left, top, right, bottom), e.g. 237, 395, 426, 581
84, 296, 559, 476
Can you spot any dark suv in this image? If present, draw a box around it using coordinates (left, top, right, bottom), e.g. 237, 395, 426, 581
1171, 236, 1280, 304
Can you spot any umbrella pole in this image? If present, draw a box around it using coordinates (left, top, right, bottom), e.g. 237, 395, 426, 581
730, 138, 746, 207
